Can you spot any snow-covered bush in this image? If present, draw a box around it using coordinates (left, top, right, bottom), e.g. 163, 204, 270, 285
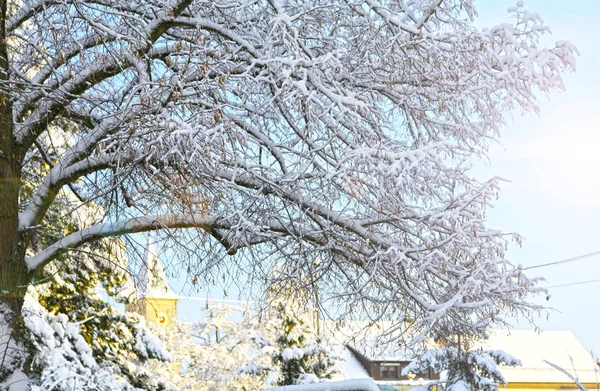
268, 298, 336, 386
141, 303, 272, 391
6, 155, 169, 389
19, 292, 170, 391
404, 347, 521, 391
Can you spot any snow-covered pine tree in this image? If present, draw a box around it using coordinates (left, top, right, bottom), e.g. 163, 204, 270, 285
403, 345, 521, 391
20, 288, 171, 391
30, 243, 172, 391
15, 141, 171, 390
267, 273, 336, 386
269, 299, 336, 386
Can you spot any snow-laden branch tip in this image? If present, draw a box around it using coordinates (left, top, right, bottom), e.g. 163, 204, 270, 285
544, 360, 588, 391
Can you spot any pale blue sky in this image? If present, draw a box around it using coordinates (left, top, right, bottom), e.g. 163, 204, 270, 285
473, 0, 600, 354
160, 0, 600, 356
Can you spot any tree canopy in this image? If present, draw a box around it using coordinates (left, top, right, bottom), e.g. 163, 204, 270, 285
0, 0, 576, 387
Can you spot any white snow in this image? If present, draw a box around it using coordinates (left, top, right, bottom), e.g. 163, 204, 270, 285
238, 364, 269, 375
1, 370, 29, 391
335, 347, 371, 380
282, 347, 305, 361
297, 374, 320, 384
475, 330, 599, 384
447, 379, 470, 391
265, 379, 379, 391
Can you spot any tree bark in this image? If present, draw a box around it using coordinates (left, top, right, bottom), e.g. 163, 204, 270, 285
0, 0, 28, 318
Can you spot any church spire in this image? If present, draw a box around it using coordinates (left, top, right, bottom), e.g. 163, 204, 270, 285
138, 235, 178, 300
126, 235, 179, 326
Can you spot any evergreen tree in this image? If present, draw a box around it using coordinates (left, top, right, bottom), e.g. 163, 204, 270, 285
31, 241, 171, 390
17, 144, 172, 390
404, 345, 521, 391
22, 287, 171, 391
267, 278, 336, 386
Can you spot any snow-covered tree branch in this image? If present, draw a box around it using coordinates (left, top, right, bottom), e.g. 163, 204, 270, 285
0, 0, 577, 387
544, 360, 588, 391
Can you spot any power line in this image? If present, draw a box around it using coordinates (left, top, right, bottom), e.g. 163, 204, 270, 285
523, 249, 600, 271
177, 296, 255, 304
546, 279, 600, 289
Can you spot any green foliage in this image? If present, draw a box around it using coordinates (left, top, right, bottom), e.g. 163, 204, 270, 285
404, 346, 521, 391
268, 296, 336, 385
20, 138, 170, 389
32, 240, 171, 389
15, 197, 171, 390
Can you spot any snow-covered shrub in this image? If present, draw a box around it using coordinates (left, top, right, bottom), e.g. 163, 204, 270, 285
29, 238, 172, 390
141, 303, 271, 391
268, 299, 336, 386
14, 283, 171, 391
20, 292, 170, 391
404, 347, 521, 391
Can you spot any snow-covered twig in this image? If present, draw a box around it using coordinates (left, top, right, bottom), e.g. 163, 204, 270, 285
545, 360, 588, 391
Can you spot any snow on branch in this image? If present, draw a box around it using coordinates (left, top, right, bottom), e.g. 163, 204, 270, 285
3, 0, 577, 352
25, 214, 216, 271
544, 360, 588, 391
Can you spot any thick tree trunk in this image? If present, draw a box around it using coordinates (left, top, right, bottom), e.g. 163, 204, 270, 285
0, 0, 28, 318
0, 1, 32, 383
0, 110, 27, 317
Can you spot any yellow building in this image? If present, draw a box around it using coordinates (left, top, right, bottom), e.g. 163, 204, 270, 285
125, 237, 178, 326
480, 330, 599, 391
341, 326, 598, 391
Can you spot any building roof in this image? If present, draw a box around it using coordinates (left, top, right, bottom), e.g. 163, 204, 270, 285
338, 325, 598, 385
347, 339, 413, 362
336, 346, 372, 379
136, 236, 178, 300
477, 330, 598, 384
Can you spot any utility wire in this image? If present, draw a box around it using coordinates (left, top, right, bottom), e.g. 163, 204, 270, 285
546, 279, 600, 289
523, 249, 600, 271
177, 296, 255, 304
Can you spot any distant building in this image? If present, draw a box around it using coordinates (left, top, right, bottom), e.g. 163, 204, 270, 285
345, 344, 439, 385
323, 322, 440, 388
343, 329, 598, 391
125, 237, 179, 326
480, 330, 599, 391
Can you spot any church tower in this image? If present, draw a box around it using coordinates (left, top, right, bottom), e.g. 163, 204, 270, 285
125, 236, 179, 326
